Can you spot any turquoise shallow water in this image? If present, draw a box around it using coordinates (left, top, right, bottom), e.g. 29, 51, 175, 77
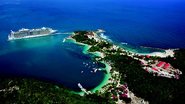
0, 0, 185, 91
0, 34, 105, 91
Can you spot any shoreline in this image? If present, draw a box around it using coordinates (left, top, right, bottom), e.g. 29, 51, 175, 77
90, 61, 111, 93
136, 49, 176, 58
99, 33, 176, 58
66, 37, 111, 94
65, 34, 176, 94
67, 36, 176, 58
65, 30, 183, 103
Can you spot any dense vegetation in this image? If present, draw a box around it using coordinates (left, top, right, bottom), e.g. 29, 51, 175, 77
104, 49, 185, 104
0, 77, 113, 104
72, 31, 98, 45
72, 31, 185, 104
89, 41, 112, 52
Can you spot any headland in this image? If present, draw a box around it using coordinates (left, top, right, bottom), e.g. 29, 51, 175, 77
66, 29, 183, 104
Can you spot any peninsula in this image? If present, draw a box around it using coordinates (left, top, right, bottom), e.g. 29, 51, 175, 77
67, 30, 183, 104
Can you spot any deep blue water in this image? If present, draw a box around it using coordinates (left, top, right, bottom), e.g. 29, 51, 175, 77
0, 0, 185, 90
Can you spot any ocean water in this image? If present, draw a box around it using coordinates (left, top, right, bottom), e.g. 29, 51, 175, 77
0, 0, 185, 90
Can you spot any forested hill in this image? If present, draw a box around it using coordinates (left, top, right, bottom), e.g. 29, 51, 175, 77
0, 78, 113, 104
115, 49, 185, 104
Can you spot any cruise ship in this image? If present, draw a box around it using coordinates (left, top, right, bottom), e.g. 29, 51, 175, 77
8, 27, 57, 40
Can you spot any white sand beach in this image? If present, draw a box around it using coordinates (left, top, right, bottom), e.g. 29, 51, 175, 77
139, 49, 176, 58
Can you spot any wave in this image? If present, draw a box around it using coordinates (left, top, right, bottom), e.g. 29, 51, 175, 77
140, 45, 179, 51
99, 33, 112, 42
121, 42, 128, 45
98, 32, 177, 55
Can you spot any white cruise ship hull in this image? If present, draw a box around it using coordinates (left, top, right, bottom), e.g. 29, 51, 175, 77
8, 28, 57, 41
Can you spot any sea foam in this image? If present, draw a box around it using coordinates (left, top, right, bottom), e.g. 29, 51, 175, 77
99, 33, 112, 42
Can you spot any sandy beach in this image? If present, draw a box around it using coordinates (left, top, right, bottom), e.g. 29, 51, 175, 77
138, 49, 176, 58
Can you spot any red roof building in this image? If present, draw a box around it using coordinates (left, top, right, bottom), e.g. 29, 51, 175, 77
140, 62, 144, 65
121, 94, 128, 98
112, 95, 117, 100
163, 63, 170, 69
157, 62, 166, 67
146, 55, 150, 58
152, 67, 158, 71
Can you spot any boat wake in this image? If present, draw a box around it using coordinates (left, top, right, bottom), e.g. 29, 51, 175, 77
55, 32, 73, 35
